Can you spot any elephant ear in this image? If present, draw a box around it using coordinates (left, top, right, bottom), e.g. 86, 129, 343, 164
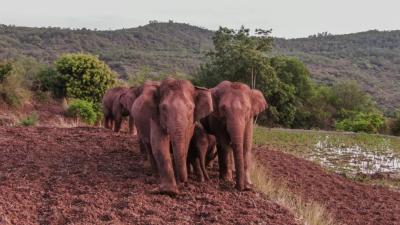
251, 89, 267, 116
194, 86, 213, 121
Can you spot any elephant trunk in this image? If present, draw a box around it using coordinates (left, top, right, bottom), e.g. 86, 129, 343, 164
227, 118, 245, 190
170, 122, 191, 184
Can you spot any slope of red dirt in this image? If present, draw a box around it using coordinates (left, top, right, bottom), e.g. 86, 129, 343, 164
255, 147, 400, 225
0, 127, 298, 225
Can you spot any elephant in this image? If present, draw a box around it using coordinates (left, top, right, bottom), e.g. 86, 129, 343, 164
130, 81, 160, 173
131, 78, 213, 195
102, 86, 139, 134
187, 123, 217, 182
201, 81, 267, 191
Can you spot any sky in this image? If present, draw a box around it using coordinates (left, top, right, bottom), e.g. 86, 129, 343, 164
0, 0, 399, 38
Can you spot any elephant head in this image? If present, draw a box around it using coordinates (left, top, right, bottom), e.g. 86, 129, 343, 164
210, 81, 267, 190
149, 78, 212, 194
102, 86, 138, 133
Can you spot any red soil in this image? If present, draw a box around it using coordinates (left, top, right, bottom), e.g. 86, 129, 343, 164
0, 127, 298, 225
255, 147, 400, 225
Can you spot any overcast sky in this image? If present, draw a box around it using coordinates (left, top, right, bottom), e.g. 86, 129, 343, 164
0, 0, 399, 38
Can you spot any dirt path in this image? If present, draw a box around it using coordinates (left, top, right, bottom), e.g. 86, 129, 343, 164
255, 147, 400, 225
0, 127, 298, 225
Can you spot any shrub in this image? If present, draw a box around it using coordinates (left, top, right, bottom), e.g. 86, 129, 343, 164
67, 99, 98, 125
335, 112, 385, 133
20, 112, 39, 126
390, 109, 400, 135
0, 62, 13, 82
35, 67, 65, 97
0, 57, 42, 107
55, 53, 116, 102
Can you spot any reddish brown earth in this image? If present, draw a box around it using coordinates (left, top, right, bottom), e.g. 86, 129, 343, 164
255, 147, 400, 225
0, 127, 298, 225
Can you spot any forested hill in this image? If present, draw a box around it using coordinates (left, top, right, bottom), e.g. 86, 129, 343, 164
0, 22, 214, 76
1, 23, 400, 111
274, 30, 400, 112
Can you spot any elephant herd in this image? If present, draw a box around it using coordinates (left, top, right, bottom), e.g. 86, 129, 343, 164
102, 78, 267, 195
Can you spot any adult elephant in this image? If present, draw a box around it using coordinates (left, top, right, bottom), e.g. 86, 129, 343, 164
130, 81, 160, 172
102, 86, 139, 134
131, 78, 213, 195
201, 81, 267, 191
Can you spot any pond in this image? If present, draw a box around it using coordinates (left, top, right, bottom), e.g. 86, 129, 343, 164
310, 136, 400, 175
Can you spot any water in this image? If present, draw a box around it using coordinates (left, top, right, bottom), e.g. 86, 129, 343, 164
310, 136, 400, 175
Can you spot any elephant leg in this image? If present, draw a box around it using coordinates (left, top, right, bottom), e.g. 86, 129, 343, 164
145, 142, 158, 176
110, 120, 114, 130
199, 146, 209, 181
186, 157, 192, 175
114, 115, 123, 132
150, 120, 178, 195
224, 117, 246, 191
104, 116, 111, 129
128, 116, 137, 135
139, 139, 147, 160
193, 158, 204, 182
217, 137, 233, 182
104, 117, 108, 129
243, 120, 254, 190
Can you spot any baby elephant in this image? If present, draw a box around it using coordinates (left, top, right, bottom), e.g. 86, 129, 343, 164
187, 123, 217, 182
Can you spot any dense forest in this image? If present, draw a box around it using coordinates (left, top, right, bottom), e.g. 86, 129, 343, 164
1, 22, 400, 112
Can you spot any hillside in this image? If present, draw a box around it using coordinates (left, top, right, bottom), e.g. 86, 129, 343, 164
274, 30, 400, 112
0, 22, 214, 77
1, 23, 400, 111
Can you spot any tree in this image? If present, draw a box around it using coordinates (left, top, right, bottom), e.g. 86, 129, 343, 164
195, 26, 316, 126
0, 62, 13, 82
335, 112, 385, 133
55, 53, 116, 102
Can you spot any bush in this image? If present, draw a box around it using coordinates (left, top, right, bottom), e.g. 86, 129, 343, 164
20, 112, 39, 126
335, 112, 385, 133
390, 109, 400, 135
0, 62, 13, 82
55, 53, 116, 102
35, 67, 65, 97
67, 99, 98, 125
0, 57, 43, 107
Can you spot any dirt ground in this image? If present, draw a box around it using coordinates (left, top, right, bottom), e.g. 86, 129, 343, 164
0, 127, 298, 225
255, 147, 400, 225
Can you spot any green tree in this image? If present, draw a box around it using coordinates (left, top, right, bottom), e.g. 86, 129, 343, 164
67, 99, 98, 125
0, 62, 13, 82
329, 81, 376, 118
55, 53, 116, 102
195, 27, 317, 127
335, 112, 385, 133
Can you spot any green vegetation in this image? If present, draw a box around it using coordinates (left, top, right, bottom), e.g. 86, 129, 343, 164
253, 126, 400, 156
195, 26, 384, 132
195, 27, 313, 127
19, 112, 39, 126
274, 30, 400, 112
66, 99, 98, 125
55, 53, 116, 102
335, 112, 385, 133
1, 23, 399, 135
0, 62, 12, 82
0, 57, 44, 106
1, 23, 400, 112
253, 126, 400, 189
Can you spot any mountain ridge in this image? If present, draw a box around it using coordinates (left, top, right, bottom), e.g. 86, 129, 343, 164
1, 22, 399, 111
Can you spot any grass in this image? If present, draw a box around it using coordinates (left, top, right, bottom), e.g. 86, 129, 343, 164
251, 162, 337, 225
254, 126, 400, 189
254, 126, 400, 156
19, 112, 39, 126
